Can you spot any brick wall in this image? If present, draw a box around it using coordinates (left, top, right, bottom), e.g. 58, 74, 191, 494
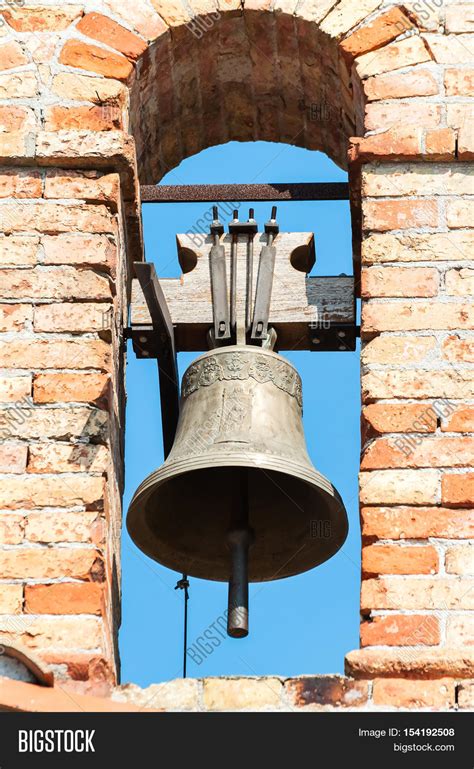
0, 1, 472, 709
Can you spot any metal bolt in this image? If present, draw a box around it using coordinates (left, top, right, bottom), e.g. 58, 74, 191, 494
337, 331, 346, 339
142, 350, 150, 357
139, 335, 148, 343
338, 345, 345, 351
312, 338, 320, 345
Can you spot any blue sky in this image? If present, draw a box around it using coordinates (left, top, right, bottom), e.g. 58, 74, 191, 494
120, 141, 361, 686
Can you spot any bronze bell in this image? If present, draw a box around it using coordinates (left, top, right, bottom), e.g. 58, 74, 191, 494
127, 345, 348, 638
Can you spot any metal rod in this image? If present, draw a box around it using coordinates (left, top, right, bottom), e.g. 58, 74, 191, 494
141, 182, 350, 203
227, 471, 253, 638
230, 210, 238, 335
175, 575, 190, 677
246, 208, 256, 332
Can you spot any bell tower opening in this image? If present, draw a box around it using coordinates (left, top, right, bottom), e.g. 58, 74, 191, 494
121, 141, 360, 686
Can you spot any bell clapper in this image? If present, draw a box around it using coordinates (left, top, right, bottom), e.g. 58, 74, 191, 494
227, 469, 254, 638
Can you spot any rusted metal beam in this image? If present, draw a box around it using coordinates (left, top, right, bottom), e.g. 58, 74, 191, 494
141, 182, 349, 203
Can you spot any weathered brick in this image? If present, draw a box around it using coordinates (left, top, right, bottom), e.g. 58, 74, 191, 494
25, 511, 104, 545
442, 406, 474, 433
0, 443, 28, 473
45, 106, 123, 132
364, 102, 441, 132
33, 373, 110, 406
445, 6, 474, 33
0, 476, 104, 510
0, 513, 24, 544
360, 470, 439, 505
0, 41, 28, 71
0, 584, 23, 613
361, 266, 438, 297
442, 473, 474, 507
360, 615, 440, 647
0, 304, 32, 332
0, 71, 38, 99
355, 36, 431, 79
202, 677, 282, 711
362, 164, 473, 197
425, 128, 457, 161
59, 40, 133, 81
149, 0, 191, 26
77, 13, 147, 60
0, 375, 31, 403
361, 232, 474, 264
442, 335, 474, 364
0, 171, 41, 199
28, 443, 108, 475
445, 545, 473, 576
0, 106, 35, 133
363, 199, 438, 231
349, 127, 422, 162
285, 676, 368, 708
0, 548, 104, 580
44, 173, 120, 208
361, 506, 474, 540
0, 407, 108, 442
445, 67, 474, 97
1, 266, 112, 301
458, 123, 474, 160
1, 6, 83, 31
362, 301, 474, 332
0, 236, 38, 265
361, 436, 474, 470
102, 0, 168, 40
447, 199, 474, 229
362, 403, 437, 435
34, 304, 114, 333
340, 7, 414, 61
0, 204, 116, 235
364, 69, 438, 101
445, 268, 474, 297
0, 340, 111, 370
423, 33, 474, 65
346, 648, 474, 678
51, 73, 126, 105
361, 336, 436, 365
24, 583, 103, 615
319, 0, 382, 38
42, 234, 115, 270
372, 678, 455, 709
446, 616, 474, 647
0, 616, 103, 651
361, 577, 474, 610
362, 544, 438, 576
362, 370, 474, 400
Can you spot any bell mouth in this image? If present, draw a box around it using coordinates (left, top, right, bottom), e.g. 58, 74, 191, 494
127, 455, 348, 583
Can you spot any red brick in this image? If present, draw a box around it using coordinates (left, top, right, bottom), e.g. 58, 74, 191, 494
45, 106, 123, 132
362, 370, 474, 400
0, 106, 35, 133
362, 301, 474, 332
1, 6, 83, 31
0, 548, 104, 579
285, 676, 368, 708
360, 469, 439, 505
364, 103, 441, 133
442, 407, 474, 433
44, 173, 120, 209
425, 128, 456, 160
361, 577, 473, 611
0, 340, 110, 370
364, 69, 438, 101
0, 172, 41, 199
42, 234, 115, 270
77, 13, 147, 60
362, 544, 438, 576
355, 32, 430, 79
0, 514, 24, 545
0, 444, 28, 474
361, 266, 438, 297
0, 304, 32, 331
59, 40, 133, 81
33, 373, 110, 406
372, 678, 455, 708
0, 476, 104, 510
362, 403, 437, 436
340, 8, 414, 61
25, 583, 103, 615
363, 199, 438, 231
1, 267, 112, 301
346, 648, 473, 678
447, 199, 474, 228
360, 615, 440, 647
361, 507, 474, 540
442, 335, 474, 363
28, 444, 108, 475
0, 204, 115, 236
34, 304, 114, 333
25, 511, 105, 544
349, 127, 422, 163
361, 436, 474, 470
442, 473, 474, 507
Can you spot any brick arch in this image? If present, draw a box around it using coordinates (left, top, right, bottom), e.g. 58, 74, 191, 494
55, 2, 440, 182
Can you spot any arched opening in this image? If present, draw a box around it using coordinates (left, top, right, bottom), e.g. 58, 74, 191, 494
121, 139, 360, 685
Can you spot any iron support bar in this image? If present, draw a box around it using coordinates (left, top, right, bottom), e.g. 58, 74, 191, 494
141, 182, 349, 203
132, 262, 180, 457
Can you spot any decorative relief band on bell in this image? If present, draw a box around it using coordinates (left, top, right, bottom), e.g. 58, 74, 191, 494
182, 351, 303, 407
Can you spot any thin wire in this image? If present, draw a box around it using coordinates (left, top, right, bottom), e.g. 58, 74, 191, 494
175, 574, 190, 678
